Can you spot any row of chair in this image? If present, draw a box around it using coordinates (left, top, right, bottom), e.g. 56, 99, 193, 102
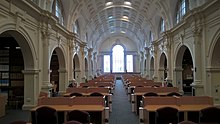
155, 106, 220, 124
35, 106, 90, 124
143, 92, 182, 96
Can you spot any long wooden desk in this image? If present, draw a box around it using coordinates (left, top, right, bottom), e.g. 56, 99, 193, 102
141, 104, 212, 124
139, 96, 213, 124
31, 96, 109, 124
132, 92, 179, 115
31, 105, 105, 124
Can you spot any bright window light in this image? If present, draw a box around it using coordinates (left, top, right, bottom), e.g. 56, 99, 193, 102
122, 16, 129, 20
105, 2, 113, 6
124, 1, 131, 6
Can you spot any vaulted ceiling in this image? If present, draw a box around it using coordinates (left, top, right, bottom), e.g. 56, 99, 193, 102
62, 0, 176, 50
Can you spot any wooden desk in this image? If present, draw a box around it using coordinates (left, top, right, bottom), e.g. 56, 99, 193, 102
63, 93, 110, 97
132, 92, 176, 114
31, 105, 105, 124
141, 104, 212, 124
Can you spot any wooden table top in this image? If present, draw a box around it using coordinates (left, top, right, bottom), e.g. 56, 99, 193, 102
31, 105, 105, 112
144, 104, 212, 112
63, 93, 110, 97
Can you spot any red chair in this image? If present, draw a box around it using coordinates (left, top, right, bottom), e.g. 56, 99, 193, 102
67, 110, 90, 124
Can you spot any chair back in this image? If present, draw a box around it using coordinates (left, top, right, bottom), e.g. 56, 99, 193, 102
70, 92, 83, 97
90, 92, 103, 96
167, 92, 182, 96
67, 110, 90, 123
156, 106, 178, 124
200, 106, 220, 123
10, 120, 27, 124
143, 92, 158, 96
178, 121, 197, 124
63, 120, 82, 124
35, 106, 58, 124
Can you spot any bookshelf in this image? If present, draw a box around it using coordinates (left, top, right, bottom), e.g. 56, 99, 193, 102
0, 38, 24, 109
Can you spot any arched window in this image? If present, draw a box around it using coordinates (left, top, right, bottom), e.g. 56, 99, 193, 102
73, 20, 80, 35
160, 18, 165, 33
53, 0, 64, 25
149, 31, 153, 42
176, 0, 189, 24
104, 55, 110, 73
112, 45, 124, 72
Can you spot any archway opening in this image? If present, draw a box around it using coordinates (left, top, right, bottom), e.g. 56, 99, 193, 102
182, 48, 193, 95
73, 54, 80, 81
0, 35, 24, 109
112, 45, 124, 72
50, 51, 59, 92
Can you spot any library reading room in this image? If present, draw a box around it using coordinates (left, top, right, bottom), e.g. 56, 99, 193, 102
0, 0, 220, 124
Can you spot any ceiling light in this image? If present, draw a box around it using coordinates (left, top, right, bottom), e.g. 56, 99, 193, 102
108, 16, 113, 19
124, 1, 131, 6
121, 31, 126, 33
105, 2, 113, 6
122, 16, 129, 20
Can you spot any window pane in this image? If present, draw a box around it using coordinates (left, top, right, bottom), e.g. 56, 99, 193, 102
104, 55, 110, 72
113, 45, 124, 72
126, 55, 133, 72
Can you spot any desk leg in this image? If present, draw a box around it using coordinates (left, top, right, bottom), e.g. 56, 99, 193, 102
64, 111, 67, 122
131, 94, 135, 112
184, 111, 188, 121
139, 107, 144, 124
104, 107, 109, 124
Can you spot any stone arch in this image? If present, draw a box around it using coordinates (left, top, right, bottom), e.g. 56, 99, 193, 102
0, 30, 36, 109
150, 57, 155, 80
73, 54, 80, 82
175, 45, 194, 95
159, 52, 167, 81
49, 47, 66, 92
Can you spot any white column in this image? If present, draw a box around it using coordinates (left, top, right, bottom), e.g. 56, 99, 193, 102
58, 68, 67, 93
191, 26, 204, 96
42, 31, 52, 96
153, 46, 159, 81
80, 47, 85, 83
22, 70, 40, 110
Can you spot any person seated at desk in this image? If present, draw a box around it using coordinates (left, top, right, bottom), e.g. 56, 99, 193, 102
51, 81, 58, 97
68, 79, 78, 88
166, 82, 173, 87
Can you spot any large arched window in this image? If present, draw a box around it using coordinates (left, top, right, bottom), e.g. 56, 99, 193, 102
160, 18, 165, 33
73, 20, 80, 35
53, 0, 64, 25
149, 31, 153, 42
176, 0, 189, 24
112, 45, 124, 72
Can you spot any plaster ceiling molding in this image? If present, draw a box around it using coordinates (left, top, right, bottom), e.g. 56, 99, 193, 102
63, 0, 171, 51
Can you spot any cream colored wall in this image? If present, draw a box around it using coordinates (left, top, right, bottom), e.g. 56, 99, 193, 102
100, 36, 137, 51
146, 1, 220, 105
0, 0, 89, 109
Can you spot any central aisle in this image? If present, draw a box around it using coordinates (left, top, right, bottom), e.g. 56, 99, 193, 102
109, 79, 139, 124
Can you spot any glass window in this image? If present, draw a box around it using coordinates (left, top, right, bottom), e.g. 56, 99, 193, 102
73, 21, 79, 34
160, 18, 165, 33
126, 55, 133, 72
55, 0, 64, 25
112, 45, 124, 72
104, 55, 110, 73
176, 0, 188, 24
149, 31, 153, 42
